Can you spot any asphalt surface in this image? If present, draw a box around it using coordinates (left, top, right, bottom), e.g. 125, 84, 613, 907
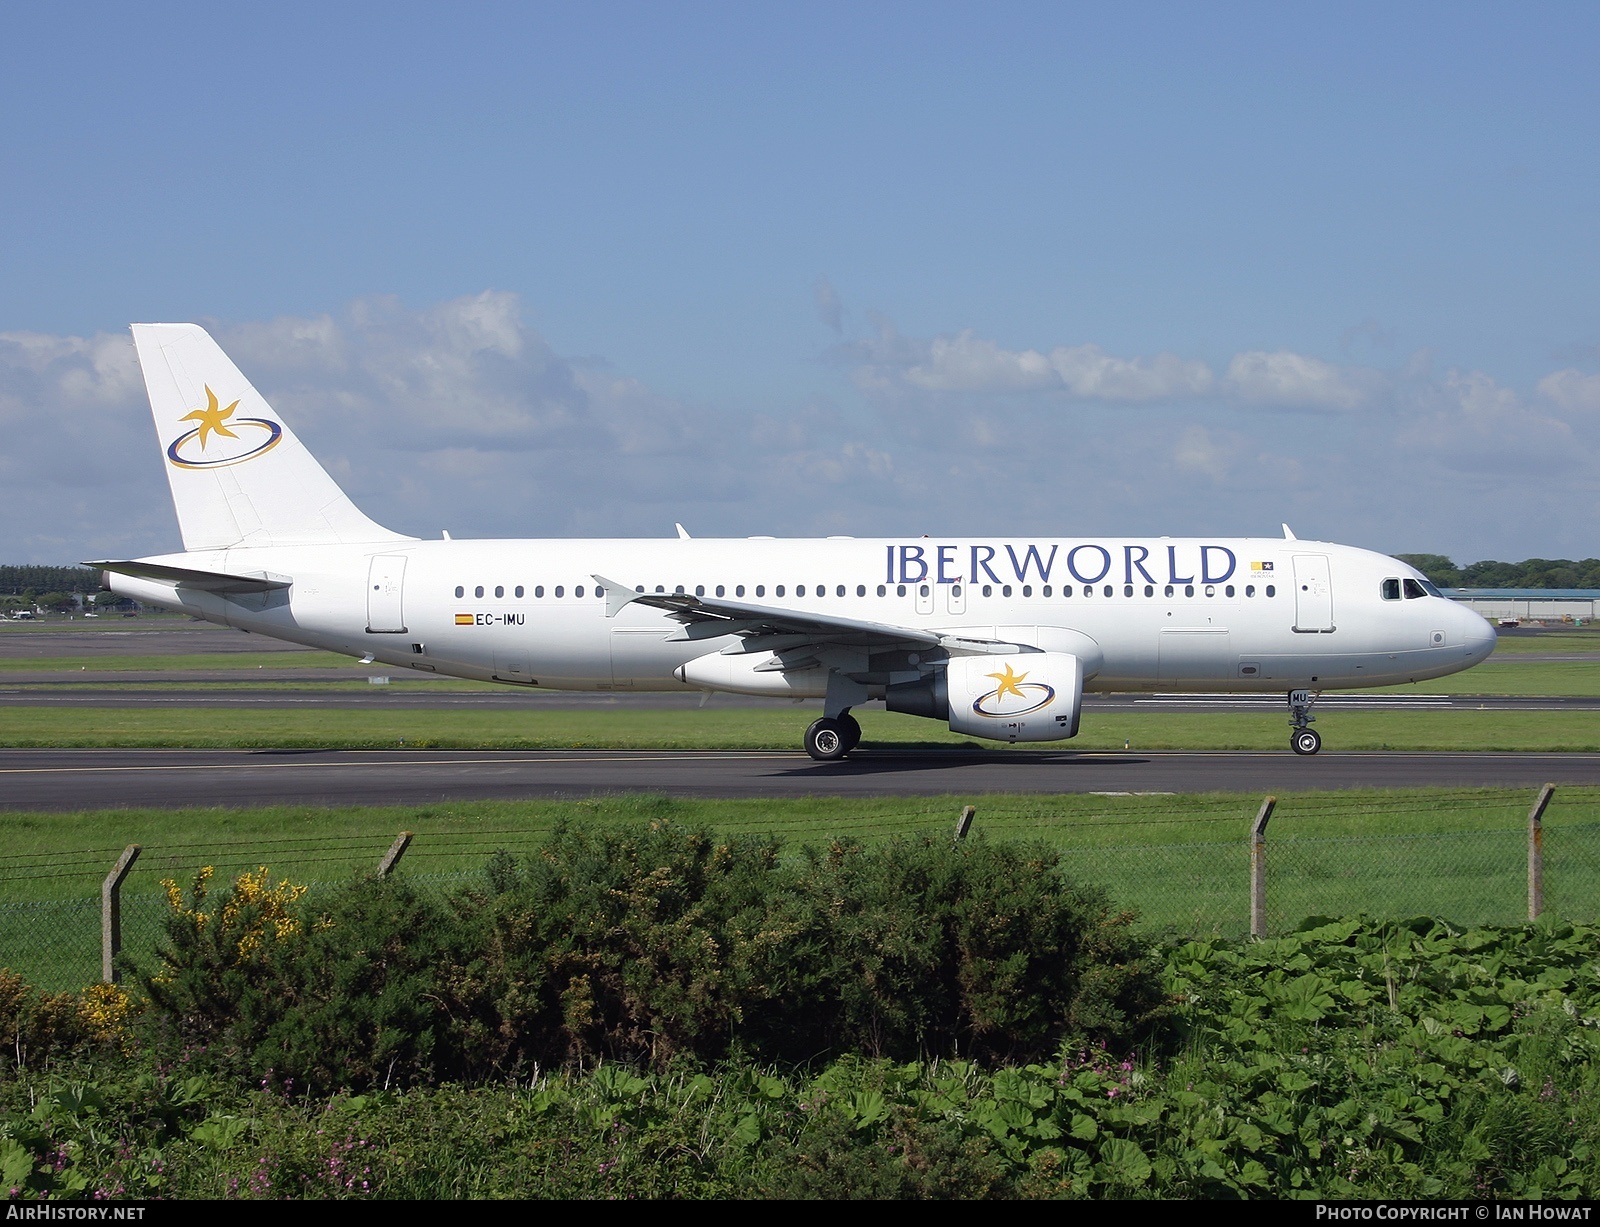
3, 747, 1598, 811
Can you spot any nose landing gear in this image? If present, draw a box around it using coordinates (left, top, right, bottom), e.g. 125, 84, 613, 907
1288, 689, 1321, 755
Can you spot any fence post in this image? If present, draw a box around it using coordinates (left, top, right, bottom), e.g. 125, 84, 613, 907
102, 845, 141, 983
1250, 797, 1276, 939
1529, 783, 1555, 921
954, 805, 976, 843
377, 832, 413, 877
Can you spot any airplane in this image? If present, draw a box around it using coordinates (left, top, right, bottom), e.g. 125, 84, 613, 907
91, 323, 1497, 760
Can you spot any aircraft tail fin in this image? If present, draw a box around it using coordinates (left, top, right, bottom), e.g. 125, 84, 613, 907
130, 323, 411, 552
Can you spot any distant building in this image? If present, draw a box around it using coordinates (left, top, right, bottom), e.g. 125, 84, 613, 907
1444, 588, 1600, 624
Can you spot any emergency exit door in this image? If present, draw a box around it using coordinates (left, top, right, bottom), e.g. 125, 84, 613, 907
366, 555, 408, 633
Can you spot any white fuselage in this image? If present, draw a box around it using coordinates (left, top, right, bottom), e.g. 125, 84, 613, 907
106, 535, 1497, 696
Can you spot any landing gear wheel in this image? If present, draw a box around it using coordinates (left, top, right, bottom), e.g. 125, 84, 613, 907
1292, 728, 1322, 756
805, 717, 851, 761
838, 713, 862, 753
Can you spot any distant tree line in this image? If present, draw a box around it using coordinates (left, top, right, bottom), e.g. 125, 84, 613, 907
1397, 555, 1600, 590
0, 566, 104, 596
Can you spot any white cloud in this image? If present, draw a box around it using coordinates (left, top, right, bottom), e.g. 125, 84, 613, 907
1050, 344, 1213, 401
813, 276, 843, 334
1172, 424, 1232, 481
848, 319, 1377, 409
895, 331, 1213, 401
1537, 368, 1600, 413
1396, 369, 1579, 475
904, 331, 1056, 392
1224, 350, 1378, 411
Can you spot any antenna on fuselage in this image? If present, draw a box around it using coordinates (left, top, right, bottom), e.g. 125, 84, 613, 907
675, 523, 691, 540
1282, 523, 1297, 541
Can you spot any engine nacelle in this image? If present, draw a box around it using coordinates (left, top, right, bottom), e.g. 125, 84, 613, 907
888, 651, 1083, 743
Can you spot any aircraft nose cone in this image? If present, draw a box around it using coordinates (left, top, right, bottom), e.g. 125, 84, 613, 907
1462, 611, 1497, 663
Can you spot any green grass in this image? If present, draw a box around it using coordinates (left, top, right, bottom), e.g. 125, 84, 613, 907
1486, 630, 1600, 654
2, 703, 1599, 751
1372, 659, 1600, 695
0, 651, 353, 671
5, 788, 1599, 990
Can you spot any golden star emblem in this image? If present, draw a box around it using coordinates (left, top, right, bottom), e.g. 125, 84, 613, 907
987, 663, 1029, 701
180, 386, 240, 451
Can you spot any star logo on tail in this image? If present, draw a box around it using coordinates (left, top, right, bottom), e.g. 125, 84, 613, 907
180, 386, 240, 451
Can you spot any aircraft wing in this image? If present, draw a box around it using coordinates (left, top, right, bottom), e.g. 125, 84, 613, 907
592, 573, 1021, 657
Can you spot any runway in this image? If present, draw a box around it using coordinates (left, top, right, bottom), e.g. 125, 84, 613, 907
3, 747, 1597, 811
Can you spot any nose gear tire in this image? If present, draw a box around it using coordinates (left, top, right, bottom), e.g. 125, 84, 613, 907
1292, 729, 1322, 756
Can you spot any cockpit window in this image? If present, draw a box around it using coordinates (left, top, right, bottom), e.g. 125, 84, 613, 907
1403, 578, 1427, 599
1381, 578, 1400, 601
1419, 579, 1443, 597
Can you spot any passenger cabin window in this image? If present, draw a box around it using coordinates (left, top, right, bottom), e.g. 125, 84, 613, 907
474, 586, 484, 598
555, 586, 565, 598
1403, 578, 1428, 599
575, 585, 585, 598
495, 586, 504, 598
1382, 578, 1401, 601
756, 585, 765, 597
455, 586, 464, 598
534, 586, 545, 598
515, 586, 524, 598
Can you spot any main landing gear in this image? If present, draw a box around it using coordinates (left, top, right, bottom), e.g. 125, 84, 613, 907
1288, 689, 1321, 755
804, 710, 862, 761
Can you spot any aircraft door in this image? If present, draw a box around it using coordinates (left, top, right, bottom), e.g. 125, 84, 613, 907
946, 580, 966, 616
366, 555, 407, 633
915, 582, 935, 616
1292, 555, 1334, 632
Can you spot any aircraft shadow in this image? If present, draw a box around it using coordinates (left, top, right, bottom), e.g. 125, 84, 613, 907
775, 748, 1151, 777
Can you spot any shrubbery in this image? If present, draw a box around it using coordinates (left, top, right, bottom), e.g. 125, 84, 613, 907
10, 914, 1600, 1197
130, 822, 1164, 1090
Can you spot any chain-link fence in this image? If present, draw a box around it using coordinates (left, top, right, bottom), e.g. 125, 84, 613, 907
4, 788, 1597, 992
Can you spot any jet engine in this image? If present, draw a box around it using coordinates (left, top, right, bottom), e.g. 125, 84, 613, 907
887, 651, 1083, 743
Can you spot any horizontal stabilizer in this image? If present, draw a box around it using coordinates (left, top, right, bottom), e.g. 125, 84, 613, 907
86, 560, 292, 594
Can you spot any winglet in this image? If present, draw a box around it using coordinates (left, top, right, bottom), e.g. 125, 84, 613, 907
1282, 523, 1297, 541
594, 574, 641, 618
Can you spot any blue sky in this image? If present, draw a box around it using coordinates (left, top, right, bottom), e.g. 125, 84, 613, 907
3, 2, 1598, 563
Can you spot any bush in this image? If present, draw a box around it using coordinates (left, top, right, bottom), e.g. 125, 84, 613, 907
130, 823, 1167, 1089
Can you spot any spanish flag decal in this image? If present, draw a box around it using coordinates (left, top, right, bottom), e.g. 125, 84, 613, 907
455, 613, 474, 625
